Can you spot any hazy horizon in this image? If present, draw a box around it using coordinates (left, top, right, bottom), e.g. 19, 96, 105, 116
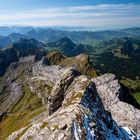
0, 25, 140, 32
0, 0, 139, 28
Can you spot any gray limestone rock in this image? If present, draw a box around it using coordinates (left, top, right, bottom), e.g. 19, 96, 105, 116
7, 74, 140, 140
92, 73, 140, 134
0, 56, 139, 140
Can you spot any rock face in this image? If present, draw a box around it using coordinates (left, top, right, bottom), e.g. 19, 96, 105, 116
48, 69, 79, 115
92, 74, 140, 134
0, 55, 139, 140
0, 56, 35, 112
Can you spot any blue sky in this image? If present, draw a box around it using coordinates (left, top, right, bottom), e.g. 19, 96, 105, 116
0, 0, 140, 27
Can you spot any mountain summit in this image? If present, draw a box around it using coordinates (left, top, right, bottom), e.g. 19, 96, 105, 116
48, 37, 85, 56
56, 37, 75, 47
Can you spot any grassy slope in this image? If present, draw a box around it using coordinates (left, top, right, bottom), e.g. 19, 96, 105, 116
0, 85, 45, 140
120, 79, 140, 105
133, 93, 140, 104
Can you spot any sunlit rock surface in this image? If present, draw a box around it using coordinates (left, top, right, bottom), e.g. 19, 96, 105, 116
0, 56, 139, 140
8, 62, 140, 140
92, 74, 140, 134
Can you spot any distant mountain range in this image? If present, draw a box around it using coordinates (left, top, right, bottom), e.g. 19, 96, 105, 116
0, 26, 33, 36
0, 26, 140, 49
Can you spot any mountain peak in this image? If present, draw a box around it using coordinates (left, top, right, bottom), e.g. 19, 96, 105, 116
59, 36, 71, 41
56, 36, 75, 46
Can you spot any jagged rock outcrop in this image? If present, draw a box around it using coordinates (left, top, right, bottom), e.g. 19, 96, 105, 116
3, 57, 139, 140
47, 51, 65, 65
92, 74, 140, 134
47, 51, 98, 78
48, 69, 79, 115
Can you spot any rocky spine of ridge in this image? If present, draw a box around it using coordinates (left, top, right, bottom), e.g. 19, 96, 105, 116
0, 53, 139, 140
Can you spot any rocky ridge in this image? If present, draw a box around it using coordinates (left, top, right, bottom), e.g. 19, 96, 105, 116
0, 53, 139, 140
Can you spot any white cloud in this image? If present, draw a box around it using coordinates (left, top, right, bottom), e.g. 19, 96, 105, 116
0, 4, 140, 26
